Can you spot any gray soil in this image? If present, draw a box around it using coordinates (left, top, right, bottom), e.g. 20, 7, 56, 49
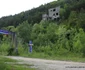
6, 56, 85, 70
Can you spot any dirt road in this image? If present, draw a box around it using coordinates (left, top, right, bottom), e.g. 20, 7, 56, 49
6, 56, 85, 70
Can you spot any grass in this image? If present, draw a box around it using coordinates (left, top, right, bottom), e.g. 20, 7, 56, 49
16, 44, 85, 62
19, 51, 85, 63
6, 65, 35, 70
0, 56, 35, 70
0, 56, 17, 62
0, 42, 85, 63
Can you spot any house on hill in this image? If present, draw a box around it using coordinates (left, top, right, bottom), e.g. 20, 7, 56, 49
42, 14, 48, 20
42, 6, 60, 21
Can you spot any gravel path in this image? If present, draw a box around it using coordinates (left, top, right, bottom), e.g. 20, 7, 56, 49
6, 56, 85, 70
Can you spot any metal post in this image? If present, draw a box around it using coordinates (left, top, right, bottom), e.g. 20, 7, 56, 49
10, 32, 14, 48
29, 40, 33, 53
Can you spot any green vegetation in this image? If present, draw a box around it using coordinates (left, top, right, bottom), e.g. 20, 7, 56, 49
0, 56, 35, 70
0, 0, 85, 29
0, 0, 85, 62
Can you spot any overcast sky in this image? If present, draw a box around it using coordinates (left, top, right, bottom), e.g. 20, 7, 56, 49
0, 0, 56, 18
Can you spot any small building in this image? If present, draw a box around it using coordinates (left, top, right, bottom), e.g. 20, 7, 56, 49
42, 14, 48, 20
48, 6, 60, 20
42, 6, 60, 21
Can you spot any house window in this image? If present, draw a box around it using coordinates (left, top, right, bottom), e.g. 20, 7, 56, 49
53, 14, 55, 16
50, 10, 52, 12
56, 13, 58, 15
53, 9, 56, 11
54, 18, 57, 20
49, 17, 52, 20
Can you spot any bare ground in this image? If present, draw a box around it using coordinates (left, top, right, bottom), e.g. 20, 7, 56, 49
6, 56, 85, 70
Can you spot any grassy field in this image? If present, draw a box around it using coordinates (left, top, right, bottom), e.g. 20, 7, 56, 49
19, 51, 85, 63
0, 56, 35, 70
0, 42, 85, 63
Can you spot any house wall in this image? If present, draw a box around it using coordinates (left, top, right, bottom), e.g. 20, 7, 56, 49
42, 14, 48, 20
42, 6, 60, 20
48, 6, 60, 20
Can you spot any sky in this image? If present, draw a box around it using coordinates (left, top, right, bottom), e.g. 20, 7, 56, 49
0, 0, 56, 18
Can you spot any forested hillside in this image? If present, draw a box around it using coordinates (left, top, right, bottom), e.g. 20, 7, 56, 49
0, 0, 85, 60
0, 0, 85, 29
0, 1, 58, 28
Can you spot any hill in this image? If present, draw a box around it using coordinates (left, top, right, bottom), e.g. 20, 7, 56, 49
0, 0, 85, 29
0, 1, 58, 28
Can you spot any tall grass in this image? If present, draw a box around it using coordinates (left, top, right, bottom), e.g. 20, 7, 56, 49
0, 56, 35, 70
0, 40, 85, 62
0, 42, 10, 55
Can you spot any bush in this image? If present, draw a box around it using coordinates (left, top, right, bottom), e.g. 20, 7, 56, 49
0, 61, 6, 70
8, 47, 19, 56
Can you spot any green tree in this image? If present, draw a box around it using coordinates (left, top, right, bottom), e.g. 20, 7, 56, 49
17, 21, 32, 43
